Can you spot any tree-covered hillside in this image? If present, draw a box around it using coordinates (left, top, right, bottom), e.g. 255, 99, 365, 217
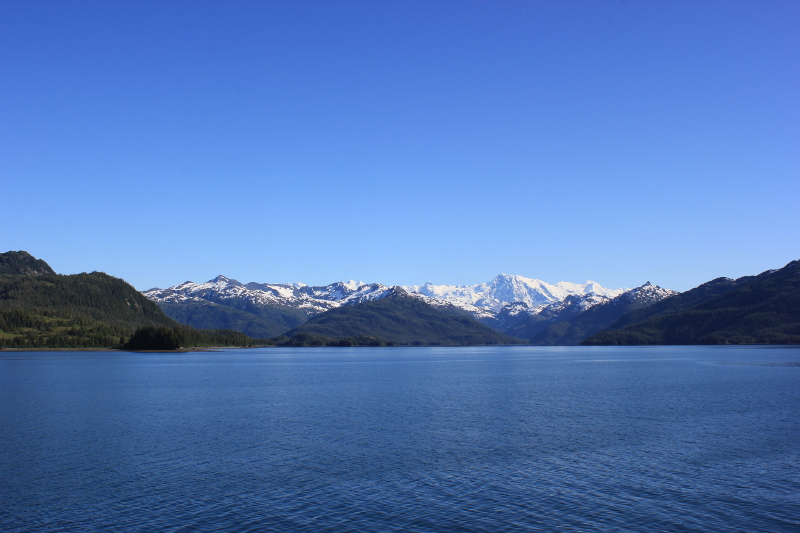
159, 300, 299, 338
0, 251, 268, 349
601, 276, 758, 332
0, 251, 55, 276
282, 295, 522, 346
122, 325, 265, 350
583, 260, 800, 345
497, 296, 601, 340
0, 271, 179, 348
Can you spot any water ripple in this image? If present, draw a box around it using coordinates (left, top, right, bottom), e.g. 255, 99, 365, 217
2, 346, 799, 532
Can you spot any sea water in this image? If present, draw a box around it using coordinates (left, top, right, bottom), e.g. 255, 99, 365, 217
1, 345, 798, 532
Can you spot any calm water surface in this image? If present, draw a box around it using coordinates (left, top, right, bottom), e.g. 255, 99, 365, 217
1, 345, 798, 532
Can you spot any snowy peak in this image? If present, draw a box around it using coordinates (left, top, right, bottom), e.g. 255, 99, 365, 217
542, 293, 613, 316
385, 286, 413, 298
211, 274, 244, 288
488, 274, 556, 306
611, 282, 677, 309
403, 274, 628, 314
170, 275, 244, 293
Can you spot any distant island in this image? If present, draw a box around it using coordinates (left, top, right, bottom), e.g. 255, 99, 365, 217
1, 250, 798, 349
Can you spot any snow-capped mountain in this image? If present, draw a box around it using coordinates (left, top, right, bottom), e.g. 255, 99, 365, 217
144, 275, 395, 317
144, 273, 632, 328
609, 281, 677, 309
493, 293, 614, 339
528, 281, 679, 345
405, 274, 626, 313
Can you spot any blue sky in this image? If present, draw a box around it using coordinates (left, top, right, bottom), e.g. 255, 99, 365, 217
2, 0, 798, 291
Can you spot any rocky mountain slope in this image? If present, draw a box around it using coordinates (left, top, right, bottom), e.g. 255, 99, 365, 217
529, 282, 678, 345
497, 293, 613, 340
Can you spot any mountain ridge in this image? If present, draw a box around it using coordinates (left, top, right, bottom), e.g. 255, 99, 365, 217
281, 292, 522, 346
529, 282, 678, 345
144, 273, 631, 336
4, 250, 797, 347
582, 260, 800, 345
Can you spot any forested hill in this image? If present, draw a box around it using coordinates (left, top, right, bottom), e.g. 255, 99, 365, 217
0, 252, 264, 349
281, 295, 522, 346
0, 251, 55, 276
598, 275, 758, 333
158, 299, 306, 339
582, 260, 800, 345
0, 270, 179, 348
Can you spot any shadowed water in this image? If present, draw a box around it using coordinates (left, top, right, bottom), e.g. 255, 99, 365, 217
1, 346, 799, 532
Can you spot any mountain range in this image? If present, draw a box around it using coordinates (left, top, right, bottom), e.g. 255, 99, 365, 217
582, 260, 800, 345
144, 261, 799, 346
143, 274, 634, 339
281, 289, 520, 346
2, 250, 798, 348
529, 282, 678, 345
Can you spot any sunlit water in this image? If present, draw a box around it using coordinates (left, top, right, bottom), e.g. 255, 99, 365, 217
1, 345, 798, 532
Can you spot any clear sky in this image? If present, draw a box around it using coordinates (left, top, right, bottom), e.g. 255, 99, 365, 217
2, 0, 798, 292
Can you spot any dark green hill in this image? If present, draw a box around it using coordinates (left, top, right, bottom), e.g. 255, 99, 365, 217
0, 271, 173, 326
602, 276, 758, 332
583, 260, 800, 345
0, 252, 267, 349
0, 251, 55, 276
159, 300, 297, 338
283, 294, 522, 346
500, 313, 557, 340
0, 270, 179, 348
121, 325, 262, 351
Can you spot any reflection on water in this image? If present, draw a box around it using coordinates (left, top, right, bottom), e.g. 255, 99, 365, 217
1, 346, 799, 532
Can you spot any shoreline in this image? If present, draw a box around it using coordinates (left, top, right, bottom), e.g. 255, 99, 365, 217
0, 346, 260, 353
1, 343, 797, 353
